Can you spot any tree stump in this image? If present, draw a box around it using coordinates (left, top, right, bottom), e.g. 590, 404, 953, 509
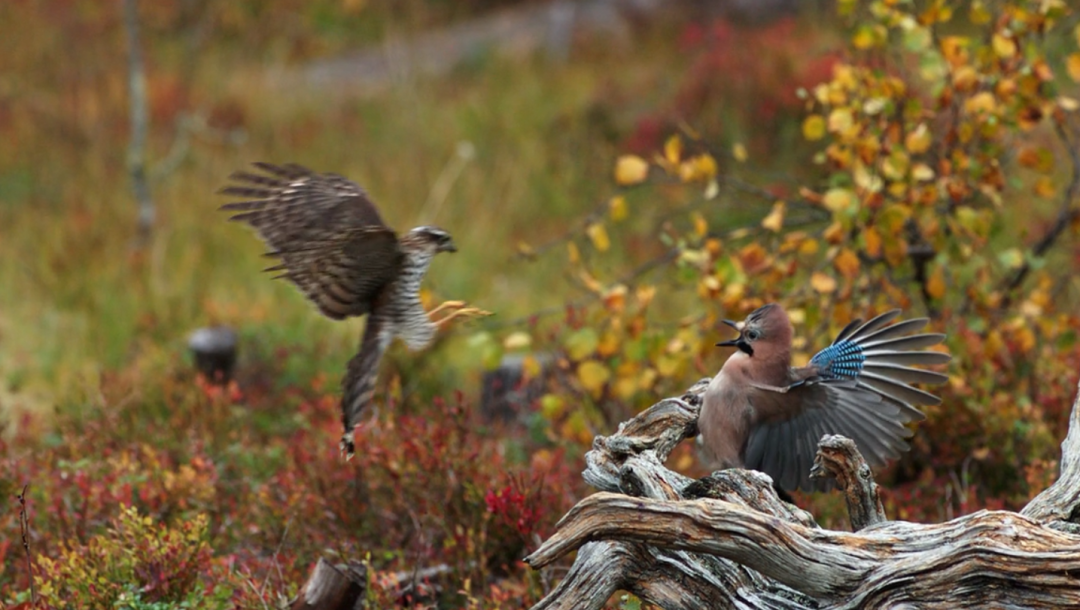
187, 326, 238, 384
290, 558, 366, 610
525, 378, 1080, 609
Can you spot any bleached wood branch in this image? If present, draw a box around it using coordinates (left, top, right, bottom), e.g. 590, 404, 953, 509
527, 378, 1080, 609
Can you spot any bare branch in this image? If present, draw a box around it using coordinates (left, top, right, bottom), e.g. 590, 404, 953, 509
123, 0, 154, 246
18, 484, 35, 605
1002, 117, 1080, 305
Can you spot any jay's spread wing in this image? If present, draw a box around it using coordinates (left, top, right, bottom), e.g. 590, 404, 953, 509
745, 310, 950, 492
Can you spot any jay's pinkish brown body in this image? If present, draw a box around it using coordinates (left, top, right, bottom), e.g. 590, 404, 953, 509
699, 304, 950, 492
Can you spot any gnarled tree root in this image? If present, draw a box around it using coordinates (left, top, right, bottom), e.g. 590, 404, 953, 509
526, 379, 1080, 609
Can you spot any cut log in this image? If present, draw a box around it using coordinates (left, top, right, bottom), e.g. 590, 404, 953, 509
290, 558, 366, 610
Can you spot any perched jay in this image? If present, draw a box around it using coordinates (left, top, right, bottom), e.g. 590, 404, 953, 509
698, 303, 949, 492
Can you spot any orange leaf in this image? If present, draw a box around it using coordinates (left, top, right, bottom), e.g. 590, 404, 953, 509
1068, 53, 1080, 83
810, 272, 837, 293
927, 265, 946, 300
864, 227, 882, 258
833, 248, 860, 280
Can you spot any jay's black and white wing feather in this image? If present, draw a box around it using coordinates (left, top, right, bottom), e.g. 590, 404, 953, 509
744, 310, 950, 492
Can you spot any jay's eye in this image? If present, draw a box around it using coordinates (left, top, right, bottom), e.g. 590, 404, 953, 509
746, 329, 762, 341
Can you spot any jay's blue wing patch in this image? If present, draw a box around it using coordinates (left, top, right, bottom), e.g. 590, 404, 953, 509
809, 340, 866, 380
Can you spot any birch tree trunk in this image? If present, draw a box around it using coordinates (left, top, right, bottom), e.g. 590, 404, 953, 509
526, 378, 1080, 609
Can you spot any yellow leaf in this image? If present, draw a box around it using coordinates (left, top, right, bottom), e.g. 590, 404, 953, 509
655, 354, 683, 377
704, 179, 719, 200
964, 92, 997, 115
1034, 176, 1056, 198
692, 212, 708, 237
854, 163, 883, 193
999, 248, 1024, 269
852, 26, 872, 49
833, 248, 860, 279
761, 201, 786, 232
664, 134, 682, 166
905, 123, 932, 154
927, 265, 946, 299
567, 241, 580, 264
810, 272, 838, 293
940, 36, 969, 67
608, 196, 628, 222
540, 392, 565, 421
586, 222, 611, 252
1067, 53, 1080, 83
613, 375, 639, 400
679, 154, 719, 182
969, 0, 991, 24
881, 150, 910, 180
732, 142, 748, 162
614, 155, 649, 185
565, 328, 599, 360
912, 163, 935, 181
991, 33, 1016, 59
823, 187, 855, 213
522, 355, 542, 379
951, 65, 979, 91
827, 108, 854, 133
597, 331, 620, 358
802, 115, 826, 141
561, 410, 592, 444
503, 331, 531, 351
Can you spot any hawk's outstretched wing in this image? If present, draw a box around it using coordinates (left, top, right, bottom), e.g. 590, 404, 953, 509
219, 162, 403, 319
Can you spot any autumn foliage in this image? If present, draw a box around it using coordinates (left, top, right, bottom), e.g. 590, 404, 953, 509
4, 0, 1080, 608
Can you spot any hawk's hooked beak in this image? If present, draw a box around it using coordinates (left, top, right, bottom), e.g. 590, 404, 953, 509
716, 319, 753, 355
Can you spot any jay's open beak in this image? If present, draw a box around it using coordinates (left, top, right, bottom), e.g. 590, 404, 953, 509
717, 319, 741, 347
716, 319, 754, 355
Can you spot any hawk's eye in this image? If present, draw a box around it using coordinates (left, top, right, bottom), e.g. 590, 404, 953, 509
746, 329, 762, 341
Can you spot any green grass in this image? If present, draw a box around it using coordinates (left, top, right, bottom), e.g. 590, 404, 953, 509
0, 11, 698, 419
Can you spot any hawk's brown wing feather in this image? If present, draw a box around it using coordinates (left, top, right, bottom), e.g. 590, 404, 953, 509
219, 163, 402, 319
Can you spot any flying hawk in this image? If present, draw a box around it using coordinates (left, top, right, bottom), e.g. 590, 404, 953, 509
219, 162, 484, 457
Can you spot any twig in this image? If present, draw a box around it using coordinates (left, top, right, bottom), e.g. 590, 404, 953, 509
18, 484, 35, 605
1002, 117, 1080, 306
420, 141, 475, 224
258, 511, 294, 605
123, 0, 154, 246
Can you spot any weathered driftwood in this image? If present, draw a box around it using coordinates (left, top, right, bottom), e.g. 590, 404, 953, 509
526, 378, 1080, 609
